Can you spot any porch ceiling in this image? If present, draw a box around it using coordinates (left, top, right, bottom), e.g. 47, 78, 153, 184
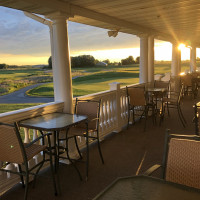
1, 0, 200, 46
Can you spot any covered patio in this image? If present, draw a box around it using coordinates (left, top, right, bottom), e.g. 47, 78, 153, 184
1, 0, 200, 199
1, 93, 198, 200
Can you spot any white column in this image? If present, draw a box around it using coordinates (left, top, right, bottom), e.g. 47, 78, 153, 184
190, 44, 197, 72
140, 36, 148, 83
51, 13, 73, 113
171, 43, 179, 76
148, 36, 154, 83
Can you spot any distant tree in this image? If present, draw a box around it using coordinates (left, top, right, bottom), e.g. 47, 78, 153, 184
48, 56, 52, 69
47, 55, 97, 69
71, 55, 96, 68
135, 56, 140, 64
0, 63, 8, 69
121, 56, 135, 65
103, 59, 110, 64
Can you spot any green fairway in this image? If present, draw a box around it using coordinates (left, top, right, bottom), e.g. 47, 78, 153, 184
27, 67, 140, 97
0, 61, 198, 98
0, 67, 53, 95
0, 103, 42, 114
26, 62, 194, 97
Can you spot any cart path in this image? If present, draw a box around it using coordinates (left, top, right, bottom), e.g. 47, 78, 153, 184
0, 83, 54, 103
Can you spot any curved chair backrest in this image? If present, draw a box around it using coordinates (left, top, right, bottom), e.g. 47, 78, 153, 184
163, 131, 200, 189
181, 74, 192, 86
177, 84, 184, 103
165, 137, 200, 189
154, 80, 170, 90
0, 123, 25, 164
127, 87, 146, 106
75, 99, 101, 130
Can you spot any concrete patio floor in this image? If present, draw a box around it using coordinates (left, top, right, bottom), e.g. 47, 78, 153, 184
1, 94, 199, 200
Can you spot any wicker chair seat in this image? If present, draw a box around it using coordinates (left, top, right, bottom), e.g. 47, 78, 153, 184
24, 143, 46, 162
162, 97, 177, 104
67, 127, 95, 137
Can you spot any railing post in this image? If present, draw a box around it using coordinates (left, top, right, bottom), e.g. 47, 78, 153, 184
109, 82, 122, 132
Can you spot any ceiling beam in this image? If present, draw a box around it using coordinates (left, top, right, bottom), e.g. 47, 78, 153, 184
17, 0, 172, 41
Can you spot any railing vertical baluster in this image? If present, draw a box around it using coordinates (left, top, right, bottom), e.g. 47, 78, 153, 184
33, 129, 39, 144
104, 100, 108, 129
24, 128, 31, 143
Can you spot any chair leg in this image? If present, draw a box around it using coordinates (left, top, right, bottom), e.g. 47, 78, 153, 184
74, 136, 83, 159
167, 102, 170, 116
65, 134, 82, 181
49, 146, 58, 196
144, 107, 148, 131
18, 164, 25, 188
159, 102, 164, 126
178, 105, 187, 124
152, 105, 157, 125
32, 155, 45, 188
132, 109, 135, 124
177, 106, 186, 127
86, 122, 89, 181
24, 172, 29, 200
97, 138, 104, 164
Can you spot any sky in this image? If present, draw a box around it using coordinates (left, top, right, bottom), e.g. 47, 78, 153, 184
0, 6, 198, 65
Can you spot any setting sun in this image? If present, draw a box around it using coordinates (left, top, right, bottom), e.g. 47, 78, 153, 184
178, 43, 186, 51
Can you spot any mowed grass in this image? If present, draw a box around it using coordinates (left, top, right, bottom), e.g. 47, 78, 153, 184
0, 67, 53, 95
11, 61, 200, 97
0, 103, 42, 114
0, 68, 49, 80
27, 62, 194, 97
27, 66, 140, 97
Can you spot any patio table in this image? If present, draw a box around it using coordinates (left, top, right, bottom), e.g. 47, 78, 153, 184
19, 112, 88, 179
146, 87, 167, 122
93, 175, 200, 200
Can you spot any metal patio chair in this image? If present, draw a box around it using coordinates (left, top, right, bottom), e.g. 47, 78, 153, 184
66, 98, 104, 179
153, 80, 170, 116
0, 122, 57, 200
181, 74, 193, 97
144, 129, 200, 189
154, 80, 170, 90
162, 84, 186, 127
126, 86, 156, 131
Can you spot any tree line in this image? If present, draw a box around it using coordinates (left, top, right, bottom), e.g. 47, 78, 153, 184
48, 55, 140, 68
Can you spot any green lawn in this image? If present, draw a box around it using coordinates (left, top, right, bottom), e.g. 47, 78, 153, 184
27, 62, 194, 97
0, 67, 53, 95
0, 61, 199, 98
0, 103, 42, 114
27, 69, 140, 97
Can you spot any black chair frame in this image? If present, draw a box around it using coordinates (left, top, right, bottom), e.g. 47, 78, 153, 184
0, 122, 57, 200
66, 98, 104, 180
126, 86, 156, 131
144, 129, 200, 180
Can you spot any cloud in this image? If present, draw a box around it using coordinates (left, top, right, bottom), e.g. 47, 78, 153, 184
0, 6, 140, 60
0, 6, 50, 55
68, 21, 140, 51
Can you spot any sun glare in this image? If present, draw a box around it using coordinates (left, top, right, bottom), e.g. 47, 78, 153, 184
178, 43, 186, 51
71, 48, 140, 62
